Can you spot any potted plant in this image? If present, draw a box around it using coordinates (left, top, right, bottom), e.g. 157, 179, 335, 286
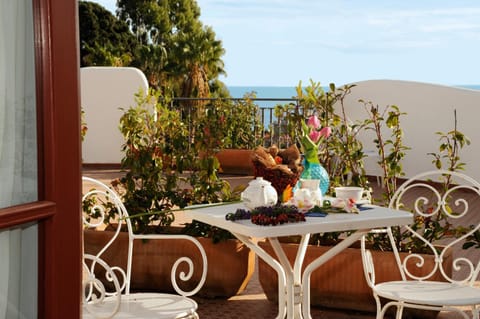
258, 85, 473, 315
83, 88, 255, 298
274, 80, 370, 190
258, 83, 409, 312
213, 92, 263, 175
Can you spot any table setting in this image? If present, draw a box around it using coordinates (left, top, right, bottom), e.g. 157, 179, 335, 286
185, 174, 412, 319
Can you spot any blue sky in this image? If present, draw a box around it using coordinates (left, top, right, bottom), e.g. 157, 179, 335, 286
92, 0, 480, 86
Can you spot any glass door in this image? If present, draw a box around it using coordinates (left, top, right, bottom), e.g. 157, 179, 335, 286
0, 0, 82, 317
0, 0, 38, 317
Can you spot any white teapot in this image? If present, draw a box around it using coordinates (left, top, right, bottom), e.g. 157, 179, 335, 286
241, 177, 278, 209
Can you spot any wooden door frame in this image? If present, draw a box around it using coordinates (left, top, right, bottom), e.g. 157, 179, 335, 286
35, 0, 82, 317
1, 0, 88, 317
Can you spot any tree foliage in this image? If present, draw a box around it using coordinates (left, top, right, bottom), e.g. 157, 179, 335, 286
79, 1, 137, 67
116, 0, 226, 95
79, 0, 227, 97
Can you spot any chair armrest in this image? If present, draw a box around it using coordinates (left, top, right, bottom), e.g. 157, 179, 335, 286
131, 233, 208, 296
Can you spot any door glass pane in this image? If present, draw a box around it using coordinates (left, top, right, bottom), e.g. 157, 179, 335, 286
0, 0, 38, 318
0, 0, 38, 208
0, 223, 38, 318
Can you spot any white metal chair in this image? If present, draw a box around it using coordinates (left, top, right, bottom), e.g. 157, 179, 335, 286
82, 176, 207, 319
361, 170, 480, 319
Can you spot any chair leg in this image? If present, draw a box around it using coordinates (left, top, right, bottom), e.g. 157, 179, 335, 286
379, 301, 405, 319
375, 300, 383, 319
182, 312, 199, 319
379, 301, 395, 319
472, 306, 479, 319
396, 304, 404, 319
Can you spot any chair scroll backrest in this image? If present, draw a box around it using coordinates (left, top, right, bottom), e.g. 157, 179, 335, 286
83, 176, 128, 261
387, 170, 480, 285
82, 176, 207, 298
83, 254, 122, 319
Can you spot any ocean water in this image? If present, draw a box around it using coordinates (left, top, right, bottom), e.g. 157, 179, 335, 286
228, 85, 480, 101
228, 84, 480, 128
459, 85, 480, 90
227, 86, 299, 109
228, 86, 298, 99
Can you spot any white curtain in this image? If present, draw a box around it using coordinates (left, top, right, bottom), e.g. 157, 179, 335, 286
0, 0, 38, 318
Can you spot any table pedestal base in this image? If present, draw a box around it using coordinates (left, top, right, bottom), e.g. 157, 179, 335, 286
234, 230, 368, 319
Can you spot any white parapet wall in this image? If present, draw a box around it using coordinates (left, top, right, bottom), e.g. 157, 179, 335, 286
81, 67, 148, 165
81, 72, 480, 181
342, 79, 480, 181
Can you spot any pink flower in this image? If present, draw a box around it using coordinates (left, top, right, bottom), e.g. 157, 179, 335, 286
319, 126, 332, 138
309, 130, 321, 143
307, 115, 320, 129
302, 115, 331, 149
331, 198, 359, 213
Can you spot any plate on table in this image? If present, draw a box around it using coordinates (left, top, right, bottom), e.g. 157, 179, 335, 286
324, 196, 370, 206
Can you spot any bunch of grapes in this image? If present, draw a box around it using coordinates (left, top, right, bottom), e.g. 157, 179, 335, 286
250, 205, 306, 226
226, 205, 306, 226
225, 208, 251, 221
251, 213, 290, 225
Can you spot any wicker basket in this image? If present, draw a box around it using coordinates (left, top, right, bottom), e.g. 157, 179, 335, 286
252, 161, 301, 197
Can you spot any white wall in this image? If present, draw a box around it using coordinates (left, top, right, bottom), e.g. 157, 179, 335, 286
341, 79, 480, 181
81, 67, 148, 164
81, 72, 480, 181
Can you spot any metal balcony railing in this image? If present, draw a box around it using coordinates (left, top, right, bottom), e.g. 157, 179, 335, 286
170, 97, 301, 149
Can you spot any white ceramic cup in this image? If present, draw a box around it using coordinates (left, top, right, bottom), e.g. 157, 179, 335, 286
300, 179, 321, 190
334, 186, 370, 202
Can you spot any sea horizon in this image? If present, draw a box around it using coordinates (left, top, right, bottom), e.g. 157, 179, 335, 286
227, 84, 480, 99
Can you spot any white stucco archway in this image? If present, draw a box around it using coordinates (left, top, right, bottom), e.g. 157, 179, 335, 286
81, 67, 148, 164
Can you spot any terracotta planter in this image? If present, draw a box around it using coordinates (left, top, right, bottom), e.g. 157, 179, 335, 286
258, 241, 450, 317
84, 229, 255, 298
215, 149, 254, 175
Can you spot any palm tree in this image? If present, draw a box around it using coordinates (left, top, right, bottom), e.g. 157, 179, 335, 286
116, 0, 226, 96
